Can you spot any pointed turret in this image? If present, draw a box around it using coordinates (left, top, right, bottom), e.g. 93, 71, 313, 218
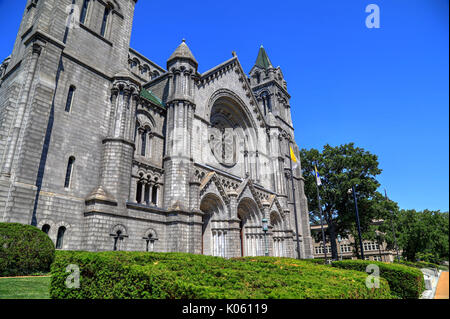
254, 45, 273, 70
249, 45, 292, 126
167, 39, 198, 69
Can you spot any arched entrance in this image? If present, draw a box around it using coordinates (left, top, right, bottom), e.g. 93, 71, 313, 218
237, 197, 263, 256
270, 211, 285, 257
200, 194, 226, 257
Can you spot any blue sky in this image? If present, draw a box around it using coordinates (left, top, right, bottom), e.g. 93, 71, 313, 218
0, 0, 448, 212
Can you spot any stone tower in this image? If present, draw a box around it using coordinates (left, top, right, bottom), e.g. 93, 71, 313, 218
249, 46, 314, 258
163, 40, 197, 211
161, 40, 201, 252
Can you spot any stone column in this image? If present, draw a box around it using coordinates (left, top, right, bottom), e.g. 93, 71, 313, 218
86, 80, 138, 207
261, 199, 271, 256
189, 180, 200, 211
1, 41, 42, 177
226, 189, 242, 257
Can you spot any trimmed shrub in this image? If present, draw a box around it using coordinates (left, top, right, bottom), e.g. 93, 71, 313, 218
332, 260, 425, 299
394, 260, 448, 271
299, 258, 326, 265
50, 251, 392, 299
0, 222, 55, 276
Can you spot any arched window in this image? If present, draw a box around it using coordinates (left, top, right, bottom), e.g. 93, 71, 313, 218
144, 183, 150, 205
261, 92, 271, 115
270, 212, 284, 257
56, 226, 66, 249
65, 85, 75, 112
146, 233, 153, 251
142, 66, 151, 78
136, 181, 143, 203
261, 92, 272, 113
100, 6, 110, 37
79, 0, 90, 24
140, 130, 147, 156
41, 224, 50, 234
151, 71, 160, 79
151, 185, 158, 205
143, 230, 158, 252
64, 156, 75, 188
267, 96, 272, 112
113, 230, 122, 251
135, 125, 151, 158
135, 114, 154, 158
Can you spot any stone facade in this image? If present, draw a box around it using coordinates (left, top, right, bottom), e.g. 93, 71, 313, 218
0, 0, 314, 259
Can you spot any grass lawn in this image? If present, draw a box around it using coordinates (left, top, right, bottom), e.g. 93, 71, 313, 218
0, 276, 51, 299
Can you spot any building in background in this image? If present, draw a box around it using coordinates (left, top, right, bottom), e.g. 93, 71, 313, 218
310, 221, 399, 262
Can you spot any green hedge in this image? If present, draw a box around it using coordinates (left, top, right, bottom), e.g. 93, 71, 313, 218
394, 260, 448, 271
299, 258, 326, 265
50, 251, 392, 299
332, 260, 425, 299
0, 222, 55, 276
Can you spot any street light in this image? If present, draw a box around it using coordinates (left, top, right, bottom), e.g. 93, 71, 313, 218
384, 189, 400, 262
376, 230, 383, 262
262, 218, 269, 256
337, 234, 343, 260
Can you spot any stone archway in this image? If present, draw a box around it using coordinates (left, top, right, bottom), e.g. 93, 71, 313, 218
237, 197, 263, 256
270, 211, 285, 257
207, 92, 259, 179
200, 193, 226, 257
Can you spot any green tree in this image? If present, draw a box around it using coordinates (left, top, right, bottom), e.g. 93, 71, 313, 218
300, 143, 384, 260
381, 209, 449, 263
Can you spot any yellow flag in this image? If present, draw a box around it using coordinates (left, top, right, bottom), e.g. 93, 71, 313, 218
290, 146, 297, 163
314, 165, 322, 186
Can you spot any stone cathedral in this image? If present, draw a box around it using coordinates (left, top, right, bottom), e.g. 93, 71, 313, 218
0, 0, 313, 259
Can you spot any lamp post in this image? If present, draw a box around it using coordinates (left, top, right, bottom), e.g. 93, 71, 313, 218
348, 186, 365, 260
337, 234, 342, 260
288, 143, 302, 259
376, 230, 383, 262
314, 161, 328, 263
262, 218, 269, 256
384, 189, 400, 261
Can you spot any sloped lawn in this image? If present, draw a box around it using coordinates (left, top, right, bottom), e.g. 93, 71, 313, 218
0, 276, 51, 299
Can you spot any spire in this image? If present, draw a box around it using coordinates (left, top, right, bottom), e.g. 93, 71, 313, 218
167, 39, 198, 68
254, 45, 273, 69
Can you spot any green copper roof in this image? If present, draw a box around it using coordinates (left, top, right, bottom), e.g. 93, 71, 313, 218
140, 89, 164, 107
255, 45, 273, 69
